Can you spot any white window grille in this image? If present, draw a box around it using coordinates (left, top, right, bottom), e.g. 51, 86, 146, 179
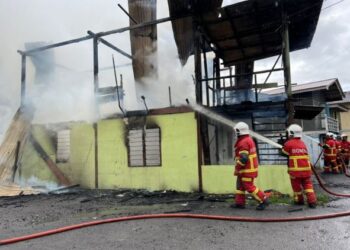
56, 130, 70, 163
128, 128, 161, 167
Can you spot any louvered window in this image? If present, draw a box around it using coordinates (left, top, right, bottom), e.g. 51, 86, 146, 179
128, 128, 161, 167
56, 130, 70, 163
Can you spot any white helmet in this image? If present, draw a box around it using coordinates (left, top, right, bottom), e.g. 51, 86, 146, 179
287, 124, 302, 138
234, 122, 249, 136
326, 132, 333, 138
341, 133, 348, 138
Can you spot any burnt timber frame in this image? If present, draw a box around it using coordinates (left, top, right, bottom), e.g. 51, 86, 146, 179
15, 0, 317, 187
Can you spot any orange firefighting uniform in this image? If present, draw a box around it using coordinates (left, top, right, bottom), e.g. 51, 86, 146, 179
282, 138, 317, 205
335, 140, 343, 173
341, 139, 350, 167
234, 135, 266, 206
322, 138, 338, 174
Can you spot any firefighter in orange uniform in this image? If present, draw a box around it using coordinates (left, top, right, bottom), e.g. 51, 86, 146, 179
335, 135, 343, 173
232, 122, 269, 210
341, 134, 350, 169
281, 124, 317, 208
320, 133, 338, 174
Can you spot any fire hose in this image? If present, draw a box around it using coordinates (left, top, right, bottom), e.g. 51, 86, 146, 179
0, 103, 349, 247
2, 151, 350, 246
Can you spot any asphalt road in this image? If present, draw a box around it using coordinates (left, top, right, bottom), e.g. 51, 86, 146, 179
1, 174, 350, 250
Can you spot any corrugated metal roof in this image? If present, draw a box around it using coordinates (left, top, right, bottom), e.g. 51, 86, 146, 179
263, 78, 345, 102
263, 78, 339, 95
168, 0, 223, 66
201, 0, 324, 66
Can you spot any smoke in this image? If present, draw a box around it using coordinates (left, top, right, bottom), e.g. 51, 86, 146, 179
16, 175, 60, 192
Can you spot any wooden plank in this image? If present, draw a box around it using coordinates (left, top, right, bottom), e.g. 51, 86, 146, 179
0, 183, 41, 197
129, 130, 143, 135
130, 159, 144, 166
129, 146, 143, 151
145, 137, 159, 142
129, 141, 143, 147
0, 109, 32, 183
130, 155, 144, 161
146, 159, 160, 166
145, 145, 160, 151
146, 128, 159, 133
146, 155, 160, 161
30, 135, 71, 186
145, 141, 160, 146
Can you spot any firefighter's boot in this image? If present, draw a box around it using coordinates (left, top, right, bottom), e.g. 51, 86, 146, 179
256, 198, 269, 211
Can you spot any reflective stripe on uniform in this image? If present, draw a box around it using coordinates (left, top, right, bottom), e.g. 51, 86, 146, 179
252, 188, 263, 202
288, 166, 311, 172
239, 169, 258, 174
236, 190, 245, 195
304, 189, 314, 193
241, 177, 253, 182
239, 150, 249, 155
289, 155, 311, 171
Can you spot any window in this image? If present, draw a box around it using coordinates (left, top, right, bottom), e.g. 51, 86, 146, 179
128, 128, 161, 167
56, 129, 70, 163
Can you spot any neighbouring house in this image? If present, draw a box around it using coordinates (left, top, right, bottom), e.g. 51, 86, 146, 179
264, 78, 345, 164
328, 91, 350, 137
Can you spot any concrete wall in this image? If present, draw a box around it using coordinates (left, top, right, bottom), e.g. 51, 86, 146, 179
97, 112, 199, 192
202, 165, 293, 196
20, 123, 95, 188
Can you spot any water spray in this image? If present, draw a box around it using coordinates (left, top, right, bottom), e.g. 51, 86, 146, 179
188, 102, 283, 149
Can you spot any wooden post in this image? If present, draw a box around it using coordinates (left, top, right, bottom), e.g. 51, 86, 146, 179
20, 54, 26, 107
93, 37, 99, 93
214, 56, 221, 106
93, 123, 99, 189
194, 28, 202, 104
283, 17, 292, 98
202, 40, 209, 106
282, 16, 294, 125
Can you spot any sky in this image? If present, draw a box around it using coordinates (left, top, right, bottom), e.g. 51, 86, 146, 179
0, 0, 349, 140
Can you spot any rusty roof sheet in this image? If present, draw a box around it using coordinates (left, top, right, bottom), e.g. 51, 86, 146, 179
168, 0, 223, 65
200, 0, 323, 66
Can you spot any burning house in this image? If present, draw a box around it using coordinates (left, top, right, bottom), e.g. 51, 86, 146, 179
0, 0, 327, 196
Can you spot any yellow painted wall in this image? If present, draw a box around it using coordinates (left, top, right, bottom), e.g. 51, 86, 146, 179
97, 112, 199, 192
20, 112, 293, 195
202, 165, 293, 196
20, 123, 95, 188
340, 111, 350, 137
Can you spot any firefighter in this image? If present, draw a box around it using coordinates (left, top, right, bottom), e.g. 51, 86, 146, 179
320, 133, 338, 174
335, 135, 343, 173
341, 134, 350, 169
281, 124, 317, 208
232, 122, 269, 210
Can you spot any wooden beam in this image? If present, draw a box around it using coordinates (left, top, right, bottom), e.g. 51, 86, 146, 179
30, 135, 71, 186
93, 123, 99, 189
88, 31, 132, 59
20, 55, 26, 107
93, 37, 99, 93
